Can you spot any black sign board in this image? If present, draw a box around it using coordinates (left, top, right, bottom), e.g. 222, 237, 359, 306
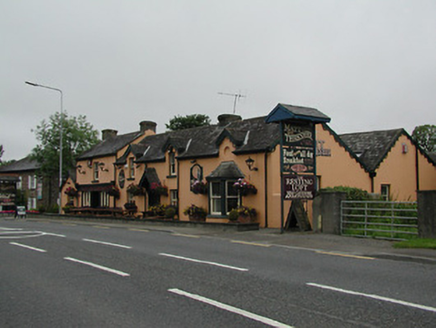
281, 122, 315, 174
283, 175, 316, 200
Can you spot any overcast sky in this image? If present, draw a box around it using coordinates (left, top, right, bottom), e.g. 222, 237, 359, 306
1, 0, 435, 161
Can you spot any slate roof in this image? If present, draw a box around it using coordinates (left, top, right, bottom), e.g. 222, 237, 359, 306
135, 116, 281, 163
77, 131, 143, 160
207, 161, 244, 179
339, 129, 405, 172
265, 103, 331, 124
0, 156, 40, 173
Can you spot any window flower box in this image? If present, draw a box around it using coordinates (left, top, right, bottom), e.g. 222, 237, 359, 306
233, 178, 257, 196
191, 180, 207, 194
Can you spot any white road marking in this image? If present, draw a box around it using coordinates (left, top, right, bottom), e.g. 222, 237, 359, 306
83, 238, 132, 249
64, 257, 130, 277
168, 288, 294, 328
307, 283, 436, 313
159, 253, 248, 272
0, 227, 23, 231
40, 232, 66, 238
0, 231, 45, 239
10, 242, 47, 253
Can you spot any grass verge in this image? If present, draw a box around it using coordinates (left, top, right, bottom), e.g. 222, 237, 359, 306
393, 238, 436, 249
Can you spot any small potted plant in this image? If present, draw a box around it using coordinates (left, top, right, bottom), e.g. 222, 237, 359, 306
148, 204, 167, 217
183, 204, 207, 222
235, 206, 257, 223
165, 205, 177, 220
228, 208, 239, 222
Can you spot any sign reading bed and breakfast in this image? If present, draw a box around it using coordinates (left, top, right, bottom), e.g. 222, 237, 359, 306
282, 123, 315, 174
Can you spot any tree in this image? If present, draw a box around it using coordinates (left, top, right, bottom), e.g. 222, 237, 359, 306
0, 145, 15, 167
412, 125, 436, 153
31, 111, 99, 178
166, 114, 211, 131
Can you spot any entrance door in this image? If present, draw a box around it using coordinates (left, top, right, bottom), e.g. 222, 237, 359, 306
91, 191, 100, 208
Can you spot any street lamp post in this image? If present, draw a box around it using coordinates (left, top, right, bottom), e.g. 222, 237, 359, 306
25, 81, 63, 215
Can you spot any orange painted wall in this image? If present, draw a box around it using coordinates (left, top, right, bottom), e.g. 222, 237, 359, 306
316, 125, 371, 191
374, 135, 417, 200
418, 151, 436, 191
62, 122, 436, 228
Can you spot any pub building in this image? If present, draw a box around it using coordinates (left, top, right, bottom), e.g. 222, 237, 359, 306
61, 103, 436, 230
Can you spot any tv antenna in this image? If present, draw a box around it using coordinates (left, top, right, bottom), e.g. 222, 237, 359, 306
218, 92, 246, 114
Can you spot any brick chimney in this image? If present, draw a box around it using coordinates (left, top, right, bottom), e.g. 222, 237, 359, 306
140, 121, 157, 134
218, 114, 242, 126
102, 129, 118, 140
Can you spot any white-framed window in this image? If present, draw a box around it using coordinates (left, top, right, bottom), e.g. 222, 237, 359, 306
170, 190, 178, 207
28, 175, 37, 189
82, 191, 91, 207
169, 152, 176, 176
381, 184, 390, 201
17, 176, 22, 190
27, 197, 36, 210
209, 180, 239, 216
129, 158, 135, 179
93, 162, 99, 181
100, 192, 110, 207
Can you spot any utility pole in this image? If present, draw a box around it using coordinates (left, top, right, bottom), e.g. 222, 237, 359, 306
218, 92, 246, 114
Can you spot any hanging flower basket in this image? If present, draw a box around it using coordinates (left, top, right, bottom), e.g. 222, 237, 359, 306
191, 180, 207, 194
233, 178, 257, 196
64, 187, 78, 197
127, 183, 146, 196
108, 187, 120, 198
150, 182, 168, 196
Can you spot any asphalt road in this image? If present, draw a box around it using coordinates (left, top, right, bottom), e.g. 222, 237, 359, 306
1, 218, 435, 327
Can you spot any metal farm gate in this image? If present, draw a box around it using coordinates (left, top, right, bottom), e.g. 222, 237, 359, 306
341, 201, 418, 241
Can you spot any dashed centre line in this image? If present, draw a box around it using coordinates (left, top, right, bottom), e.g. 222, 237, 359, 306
10, 242, 47, 253
307, 283, 436, 313
83, 238, 132, 249
169, 288, 294, 328
160, 253, 248, 272
64, 257, 130, 277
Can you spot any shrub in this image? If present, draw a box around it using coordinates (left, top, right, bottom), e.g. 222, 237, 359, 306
228, 209, 239, 221
165, 206, 177, 219
321, 186, 370, 201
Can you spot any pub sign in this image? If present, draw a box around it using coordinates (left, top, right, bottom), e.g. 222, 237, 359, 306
283, 175, 316, 200
282, 123, 315, 174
